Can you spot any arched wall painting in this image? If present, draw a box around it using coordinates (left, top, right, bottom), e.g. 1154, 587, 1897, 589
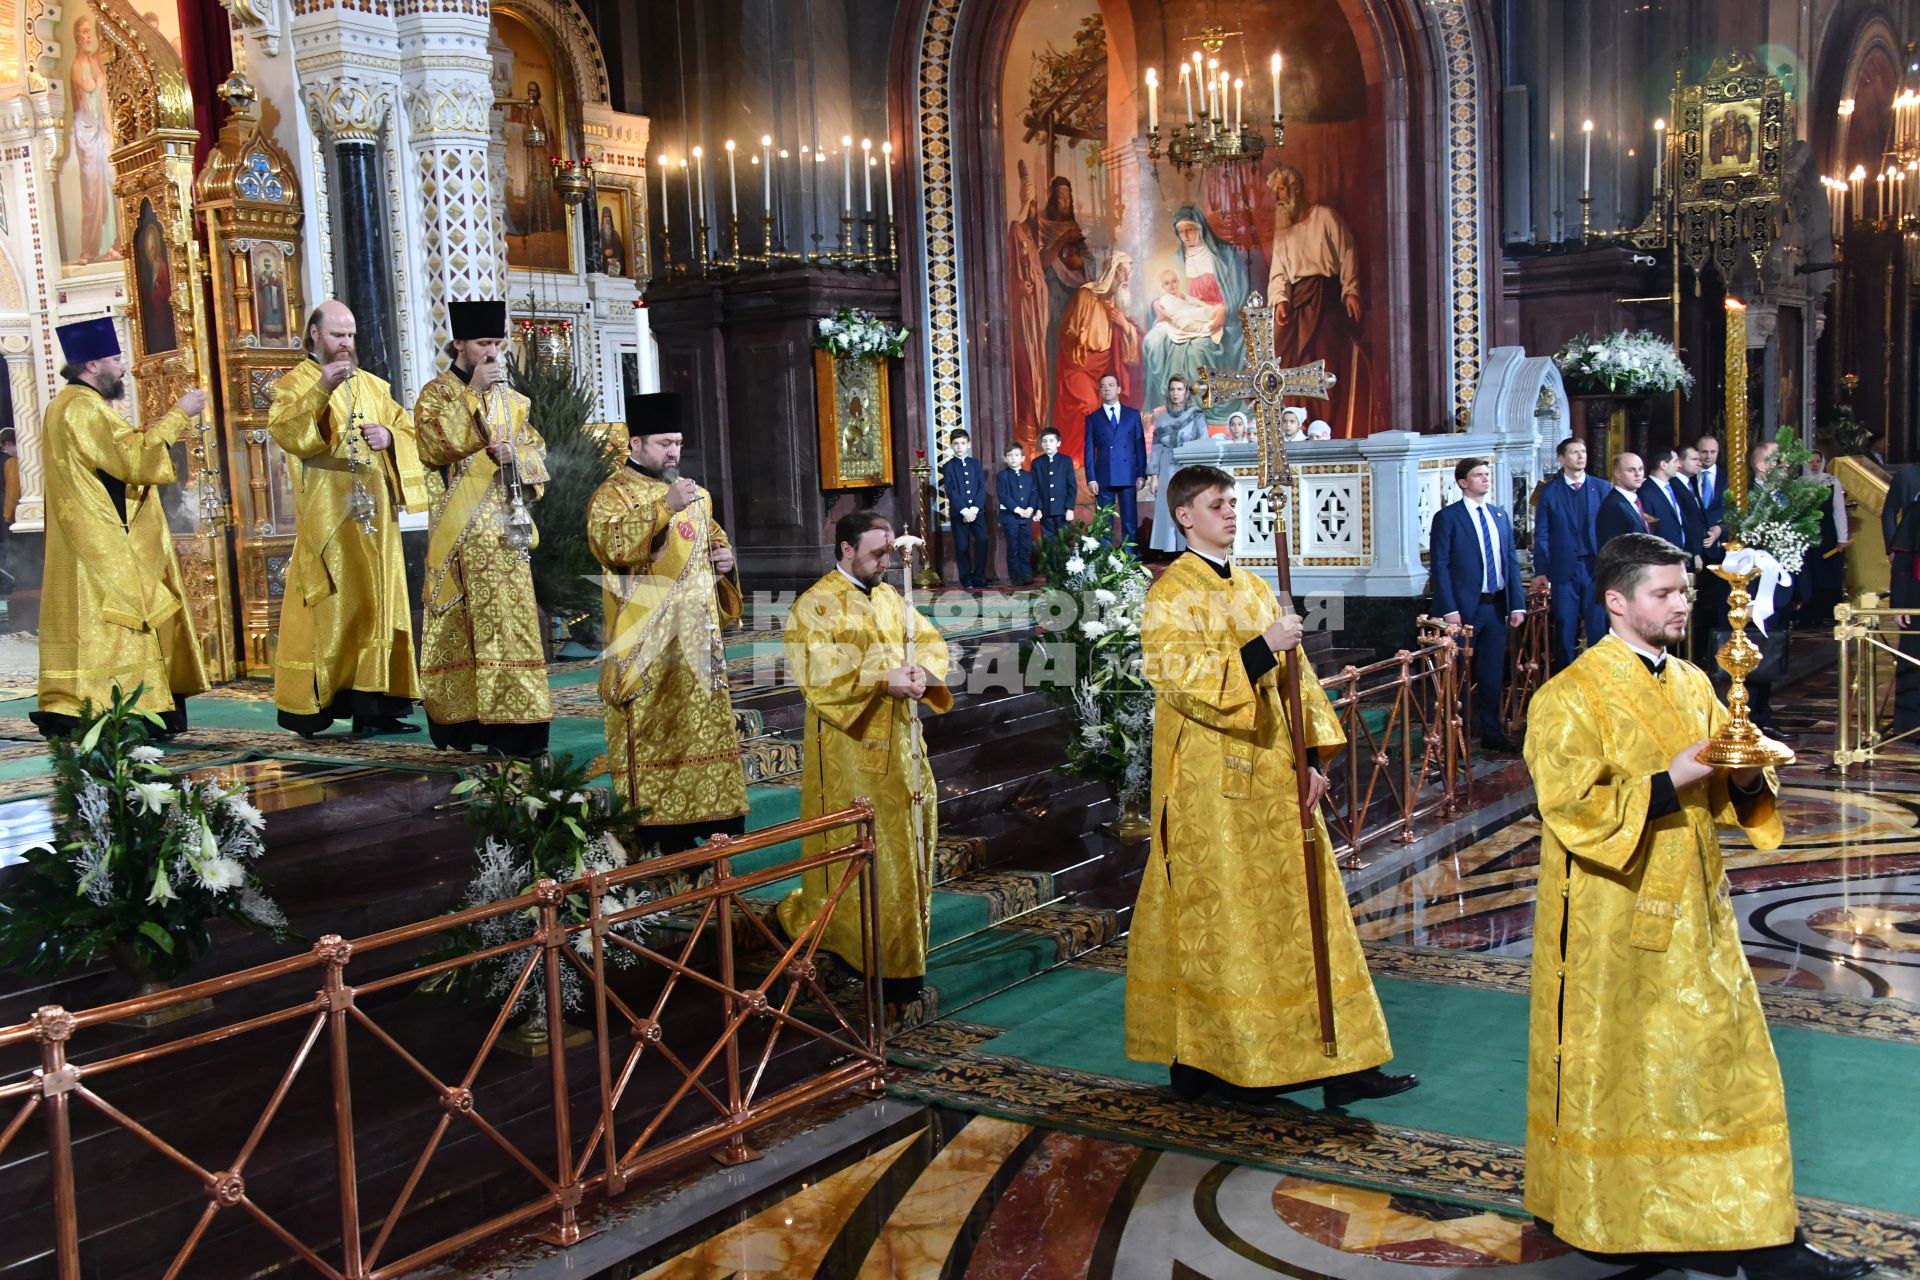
999, 0, 1389, 455
54, 1, 184, 269
495, 9, 575, 273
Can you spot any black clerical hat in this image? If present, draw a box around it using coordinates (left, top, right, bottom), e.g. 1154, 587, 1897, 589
448, 300, 507, 340
55, 316, 120, 363
625, 392, 682, 439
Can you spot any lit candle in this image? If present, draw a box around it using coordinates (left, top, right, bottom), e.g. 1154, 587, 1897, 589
1877, 170, 1886, 221
1145, 67, 1158, 131
882, 139, 894, 217
841, 134, 853, 214
1653, 118, 1666, 195
861, 137, 873, 212
1180, 61, 1194, 124
1271, 53, 1282, 121
657, 154, 671, 240
1233, 77, 1243, 132
1850, 164, 1865, 222
635, 302, 657, 393
1207, 59, 1218, 120
1581, 119, 1593, 197
761, 135, 773, 215
692, 146, 706, 224
724, 139, 738, 220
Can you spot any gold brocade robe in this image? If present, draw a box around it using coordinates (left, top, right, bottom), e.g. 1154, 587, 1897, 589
588, 464, 748, 827
269, 359, 429, 716
776, 573, 952, 980
1127, 553, 1391, 1086
1523, 636, 1791, 1254
414, 371, 551, 731
37, 385, 208, 719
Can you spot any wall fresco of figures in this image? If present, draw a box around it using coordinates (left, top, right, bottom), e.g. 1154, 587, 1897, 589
999, 0, 1390, 454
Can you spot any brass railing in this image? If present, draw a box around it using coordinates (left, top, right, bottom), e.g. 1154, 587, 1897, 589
1320, 631, 1472, 864
0, 803, 881, 1280
1833, 602, 1920, 772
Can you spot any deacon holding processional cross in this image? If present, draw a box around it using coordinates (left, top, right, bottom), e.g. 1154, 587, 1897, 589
1125, 294, 1416, 1108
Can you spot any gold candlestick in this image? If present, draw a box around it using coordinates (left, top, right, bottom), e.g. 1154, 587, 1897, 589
1698, 545, 1794, 768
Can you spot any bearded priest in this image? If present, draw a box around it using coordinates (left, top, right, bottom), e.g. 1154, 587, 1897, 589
588, 392, 748, 851
415, 300, 551, 756
1129, 464, 1416, 1109
269, 301, 430, 737
776, 510, 952, 1005
33, 317, 209, 738
1523, 533, 1869, 1280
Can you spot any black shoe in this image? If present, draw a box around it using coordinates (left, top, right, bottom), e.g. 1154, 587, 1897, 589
1741, 1232, 1876, 1280
353, 716, 422, 736
1757, 725, 1798, 743
1167, 1061, 1285, 1108
1534, 1220, 1741, 1276
1322, 1067, 1420, 1108
1169, 1061, 1211, 1102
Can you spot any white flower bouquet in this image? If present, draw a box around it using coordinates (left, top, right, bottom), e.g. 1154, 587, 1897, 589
1553, 330, 1695, 397
0, 687, 286, 983
814, 306, 911, 360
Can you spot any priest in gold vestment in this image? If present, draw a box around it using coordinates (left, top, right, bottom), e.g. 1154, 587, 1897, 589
415, 300, 551, 756
33, 317, 209, 738
1523, 534, 1867, 1280
588, 392, 748, 849
1129, 466, 1415, 1108
270, 301, 430, 737
777, 511, 951, 1003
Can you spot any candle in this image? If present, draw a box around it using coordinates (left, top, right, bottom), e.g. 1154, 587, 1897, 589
841, 134, 853, 214
635, 302, 658, 394
1145, 67, 1158, 131
1724, 298, 1748, 511
1233, 77, 1243, 132
724, 139, 738, 220
761, 135, 772, 215
1581, 119, 1593, 197
1653, 118, 1666, 195
882, 140, 894, 217
861, 137, 873, 212
1851, 164, 1866, 223
692, 146, 706, 223
1207, 59, 1218, 120
1271, 53, 1282, 121
1180, 62, 1194, 124
1877, 170, 1886, 221
657, 154, 671, 239
679, 157, 692, 244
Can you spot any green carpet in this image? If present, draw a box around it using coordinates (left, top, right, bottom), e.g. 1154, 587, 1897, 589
893, 961, 1920, 1224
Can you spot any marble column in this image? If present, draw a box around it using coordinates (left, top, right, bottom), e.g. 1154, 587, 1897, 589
305, 77, 400, 382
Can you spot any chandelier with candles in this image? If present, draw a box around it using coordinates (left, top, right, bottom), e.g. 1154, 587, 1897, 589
1821, 47, 1920, 273
1143, 27, 1283, 175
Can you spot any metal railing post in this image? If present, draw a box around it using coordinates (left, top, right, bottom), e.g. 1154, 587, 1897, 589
317, 936, 366, 1280
33, 1006, 81, 1280
710, 843, 756, 1167
534, 881, 583, 1245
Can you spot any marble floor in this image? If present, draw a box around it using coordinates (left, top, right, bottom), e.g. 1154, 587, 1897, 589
618, 1106, 1624, 1280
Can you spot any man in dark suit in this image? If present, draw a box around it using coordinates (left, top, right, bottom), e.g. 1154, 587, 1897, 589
1431, 457, 1527, 751
1083, 373, 1147, 545
1595, 451, 1651, 548
1640, 447, 1695, 555
996, 443, 1039, 586
1032, 427, 1078, 541
940, 428, 988, 589
1676, 444, 1723, 558
1691, 433, 1726, 528
1532, 436, 1611, 671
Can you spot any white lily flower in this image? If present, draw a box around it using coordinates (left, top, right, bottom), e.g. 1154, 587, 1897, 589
127, 781, 177, 815
148, 864, 179, 904
521, 794, 549, 815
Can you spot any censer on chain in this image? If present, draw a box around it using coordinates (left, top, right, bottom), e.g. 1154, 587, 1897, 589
344, 403, 378, 535
483, 384, 534, 560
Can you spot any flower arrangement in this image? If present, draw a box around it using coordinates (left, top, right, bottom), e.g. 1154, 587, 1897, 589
421, 754, 663, 1016
1824, 373, 1875, 458
0, 688, 286, 984
1024, 507, 1155, 816
1553, 330, 1695, 397
1721, 427, 1829, 575
814, 306, 911, 360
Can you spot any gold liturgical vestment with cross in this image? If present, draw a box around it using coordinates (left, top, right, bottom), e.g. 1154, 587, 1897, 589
1523, 636, 1792, 1254
776, 573, 951, 980
414, 371, 551, 735
36, 385, 209, 720
269, 360, 429, 717
1128, 553, 1390, 1084
587, 464, 747, 831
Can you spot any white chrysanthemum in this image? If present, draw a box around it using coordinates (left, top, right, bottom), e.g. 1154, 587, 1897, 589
127, 781, 177, 815
199, 857, 246, 892
1065, 556, 1086, 575
1080, 536, 1099, 552
224, 793, 266, 832
1093, 588, 1117, 605
128, 745, 165, 765
1080, 619, 1107, 638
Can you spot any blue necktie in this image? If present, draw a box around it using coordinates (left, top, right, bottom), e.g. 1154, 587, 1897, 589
1476, 506, 1501, 593
1700, 470, 1713, 508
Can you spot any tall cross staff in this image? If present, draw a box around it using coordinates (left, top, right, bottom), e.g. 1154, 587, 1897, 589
1192, 294, 1340, 1056
894, 534, 933, 935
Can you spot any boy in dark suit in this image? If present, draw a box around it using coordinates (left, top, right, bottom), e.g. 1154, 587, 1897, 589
940, 429, 988, 589
997, 444, 1039, 586
1032, 427, 1078, 540
1429, 457, 1527, 751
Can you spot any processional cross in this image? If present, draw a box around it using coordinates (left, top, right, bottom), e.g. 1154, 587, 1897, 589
1192, 294, 1341, 1056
